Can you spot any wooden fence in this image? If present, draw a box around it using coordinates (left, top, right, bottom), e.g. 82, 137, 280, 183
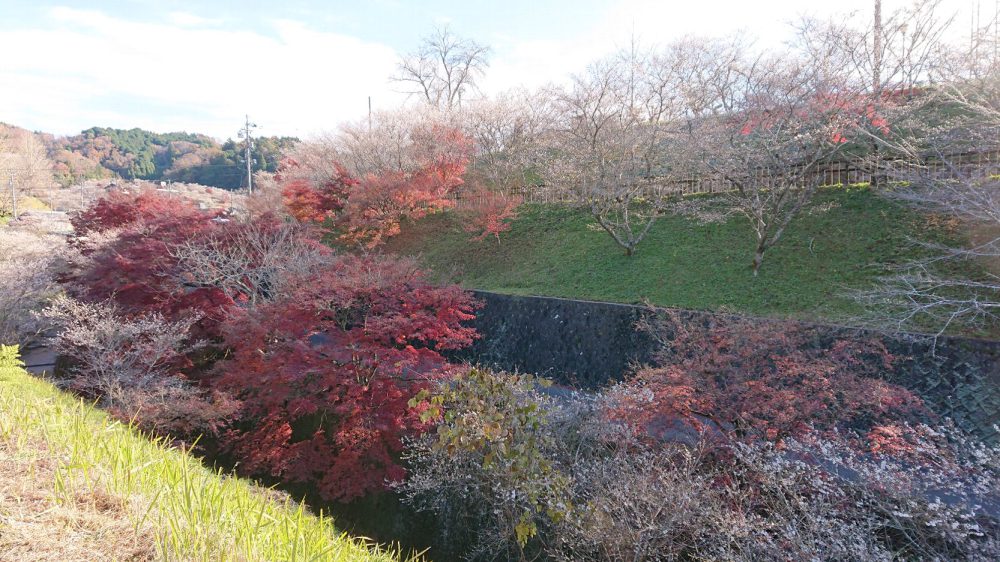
449, 150, 1000, 207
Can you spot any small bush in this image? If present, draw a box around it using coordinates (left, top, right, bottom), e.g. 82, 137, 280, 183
41, 296, 235, 437
608, 311, 928, 445
402, 367, 1000, 561
401, 369, 575, 560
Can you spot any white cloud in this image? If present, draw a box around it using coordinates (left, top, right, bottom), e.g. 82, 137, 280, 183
0, 1, 976, 138
167, 11, 222, 28
0, 7, 404, 139
480, 0, 973, 95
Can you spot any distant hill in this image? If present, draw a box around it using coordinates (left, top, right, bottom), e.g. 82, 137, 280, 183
2, 123, 298, 190
53, 126, 299, 189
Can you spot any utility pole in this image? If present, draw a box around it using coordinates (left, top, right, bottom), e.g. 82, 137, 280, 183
873, 0, 883, 96
239, 114, 258, 194
871, 0, 884, 189
8, 172, 17, 221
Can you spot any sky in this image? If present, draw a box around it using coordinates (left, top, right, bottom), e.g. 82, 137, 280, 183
0, 0, 984, 141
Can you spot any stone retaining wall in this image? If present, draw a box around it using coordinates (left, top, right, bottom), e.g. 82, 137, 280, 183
454, 291, 1000, 442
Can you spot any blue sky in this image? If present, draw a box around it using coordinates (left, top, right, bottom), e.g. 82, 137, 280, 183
0, 0, 978, 140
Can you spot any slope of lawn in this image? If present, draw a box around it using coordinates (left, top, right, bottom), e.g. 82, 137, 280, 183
0, 346, 405, 562
385, 186, 983, 325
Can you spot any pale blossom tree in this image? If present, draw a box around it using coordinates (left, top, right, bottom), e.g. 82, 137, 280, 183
683, 50, 862, 275
542, 43, 694, 256
856, 57, 1000, 335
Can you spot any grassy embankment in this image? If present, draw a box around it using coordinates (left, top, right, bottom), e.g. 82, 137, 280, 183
0, 346, 407, 562
385, 186, 986, 327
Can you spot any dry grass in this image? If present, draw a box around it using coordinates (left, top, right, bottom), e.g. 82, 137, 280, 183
0, 439, 156, 561
0, 346, 404, 562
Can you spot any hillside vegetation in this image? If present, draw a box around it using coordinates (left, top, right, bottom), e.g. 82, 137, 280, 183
385, 186, 986, 327
0, 122, 298, 190
0, 346, 404, 562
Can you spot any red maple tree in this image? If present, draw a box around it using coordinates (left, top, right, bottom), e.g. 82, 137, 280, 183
609, 317, 928, 445
66, 190, 235, 337
461, 187, 522, 244
215, 255, 479, 502
280, 158, 357, 223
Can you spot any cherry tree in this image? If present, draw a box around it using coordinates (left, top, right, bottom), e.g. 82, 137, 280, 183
543, 44, 692, 256
684, 55, 859, 275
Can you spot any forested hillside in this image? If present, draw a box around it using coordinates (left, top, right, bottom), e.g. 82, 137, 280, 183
53, 126, 299, 188
0, 122, 298, 190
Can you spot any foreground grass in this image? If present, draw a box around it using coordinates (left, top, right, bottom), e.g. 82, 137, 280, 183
0, 346, 404, 562
386, 186, 983, 325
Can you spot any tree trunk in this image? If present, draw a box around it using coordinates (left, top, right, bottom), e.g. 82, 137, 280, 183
751, 238, 767, 276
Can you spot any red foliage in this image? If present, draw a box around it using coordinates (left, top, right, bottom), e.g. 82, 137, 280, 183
737, 90, 894, 144
280, 159, 357, 223
278, 126, 472, 248
71, 189, 214, 238
341, 126, 471, 248
866, 424, 916, 456
461, 187, 522, 244
66, 191, 235, 336
215, 255, 479, 502
609, 317, 928, 445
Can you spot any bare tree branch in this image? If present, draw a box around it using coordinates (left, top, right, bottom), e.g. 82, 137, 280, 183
394, 26, 491, 110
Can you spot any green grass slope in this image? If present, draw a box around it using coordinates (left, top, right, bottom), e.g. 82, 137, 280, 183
385, 187, 980, 324
0, 346, 405, 562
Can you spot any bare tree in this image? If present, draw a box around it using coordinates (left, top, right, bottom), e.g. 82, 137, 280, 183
333, 106, 461, 177
669, 36, 750, 118
794, 0, 955, 185
394, 26, 491, 110
171, 220, 332, 307
542, 43, 693, 256
857, 67, 1000, 335
686, 55, 856, 275
462, 89, 552, 193
0, 126, 55, 216
797, 0, 953, 97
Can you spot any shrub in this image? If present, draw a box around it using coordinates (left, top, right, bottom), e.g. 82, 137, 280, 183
215, 255, 478, 503
0, 228, 66, 346
402, 369, 575, 560
40, 296, 235, 437
608, 312, 928, 445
